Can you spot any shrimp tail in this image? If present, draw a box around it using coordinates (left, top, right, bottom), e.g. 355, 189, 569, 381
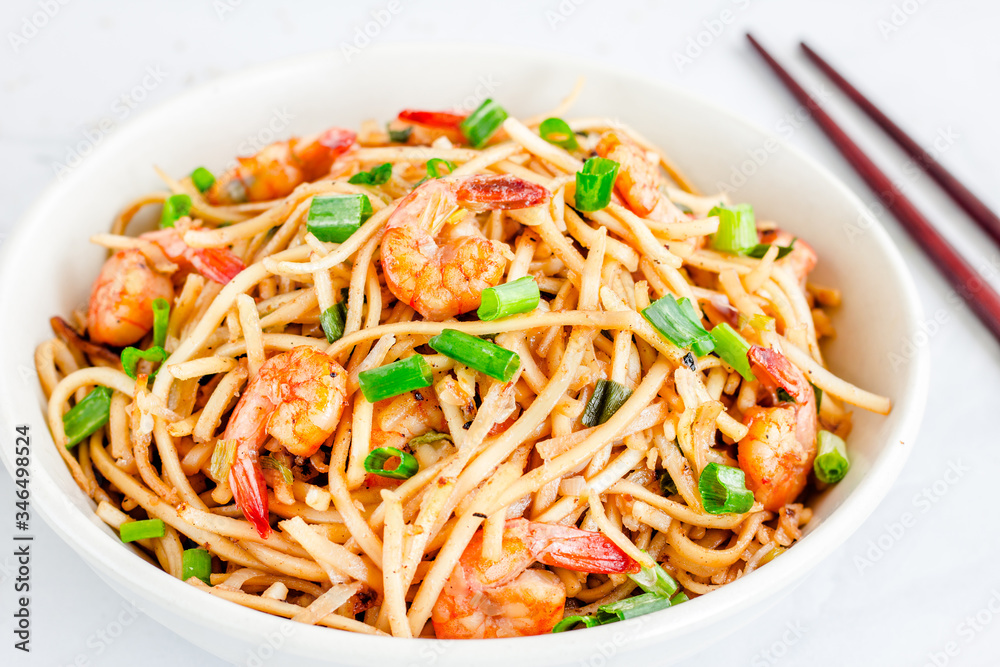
397, 109, 468, 129
185, 246, 246, 284
747, 345, 812, 404
523, 521, 640, 574
455, 175, 551, 212
230, 451, 272, 539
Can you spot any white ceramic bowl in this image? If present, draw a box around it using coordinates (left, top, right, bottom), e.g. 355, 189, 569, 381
0, 45, 928, 666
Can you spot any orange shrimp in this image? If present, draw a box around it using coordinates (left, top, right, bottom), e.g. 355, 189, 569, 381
206, 127, 356, 205
381, 175, 550, 320
225, 347, 348, 538
86, 228, 245, 346
87, 249, 174, 347
432, 519, 639, 639
738, 345, 818, 512
364, 390, 448, 489
394, 109, 468, 145
595, 130, 684, 223
759, 228, 817, 285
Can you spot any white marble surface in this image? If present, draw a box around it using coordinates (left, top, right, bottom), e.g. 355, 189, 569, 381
2, 1, 999, 665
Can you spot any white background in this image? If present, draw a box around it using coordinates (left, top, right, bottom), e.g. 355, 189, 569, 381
2, 1, 999, 665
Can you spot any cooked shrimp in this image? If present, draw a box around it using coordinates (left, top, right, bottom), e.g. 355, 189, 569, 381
87, 248, 174, 347
738, 345, 818, 512
226, 347, 348, 538
141, 227, 245, 284
432, 518, 639, 639
759, 228, 817, 285
381, 175, 550, 320
364, 390, 448, 489
595, 130, 685, 223
394, 109, 468, 145
206, 127, 356, 205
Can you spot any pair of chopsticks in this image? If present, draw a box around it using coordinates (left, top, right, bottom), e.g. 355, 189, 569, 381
746, 35, 1000, 341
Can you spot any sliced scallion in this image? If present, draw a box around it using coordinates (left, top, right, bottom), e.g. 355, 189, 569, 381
121, 345, 168, 381
551, 615, 600, 633
596, 593, 672, 624
386, 123, 412, 143
159, 194, 193, 229
119, 518, 165, 543
428, 329, 520, 382
209, 438, 238, 483
426, 158, 456, 180
581, 379, 634, 428
364, 446, 419, 480
747, 237, 796, 259
659, 471, 678, 496
261, 455, 293, 485
710, 204, 757, 255
181, 548, 212, 585
152, 297, 170, 348
628, 560, 679, 599
306, 194, 373, 243
575, 157, 619, 212
641, 295, 714, 356
408, 431, 452, 447
348, 162, 392, 186
814, 430, 849, 484
320, 301, 347, 344
539, 117, 579, 151
460, 99, 508, 148
358, 356, 433, 403
709, 323, 756, 382
190, 167, 216, 193
670, 591, 689, 605
698, 462, 754, 515
813, 384, 823, 413
477, 276, 540, 321
63, 386, 112, 448
581, 381, 608, 428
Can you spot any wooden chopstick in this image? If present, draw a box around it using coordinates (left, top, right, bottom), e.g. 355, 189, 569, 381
746, 33, 1000, 342
799, 41, 1000, 247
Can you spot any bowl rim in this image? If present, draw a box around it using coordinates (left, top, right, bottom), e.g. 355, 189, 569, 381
0, 41, 930, 663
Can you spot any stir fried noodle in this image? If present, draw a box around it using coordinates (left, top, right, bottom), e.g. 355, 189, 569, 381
38, 82, 890, 639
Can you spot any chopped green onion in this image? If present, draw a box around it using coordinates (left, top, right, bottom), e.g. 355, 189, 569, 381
659, 471, 678, 496
641, 295, 714, 356
574, 157, 619, 212
348, 162, 392, 186
670, 591, 689, 605
159, 194, 193, 229
814, 430, 850, 484
358, 355, 433, 403
63, 386, 112, 448
387, 123, 412, 143
209, 438, 238, 483
364, 446, 419, 480
628, 561, 679, 598
426, 158, 456, 179
261, 455, 293, 485
460, 99, 508, 148
581, 381, 608, 428
119, 518, 165, 543
813, 384, 823, 413
152, 298, 170, 348
539, 117, 579, 151
747, 237, 796, 259
596, 593, 672, 624
709, 323, 755, 382
551, 615, 600, 633
698, 462, 754, 515
477, 276, 540, 321
190, 167, 216, 193
709, 204, 757, 255
306, 194, 373, 243
121, 345, 168, 381
776, 387, 795, 403
428, 329, 520, 382
320, 301, 347, 344
408, 431, 452, 447
181, 548, 212, 585
581, 379, 633, 428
